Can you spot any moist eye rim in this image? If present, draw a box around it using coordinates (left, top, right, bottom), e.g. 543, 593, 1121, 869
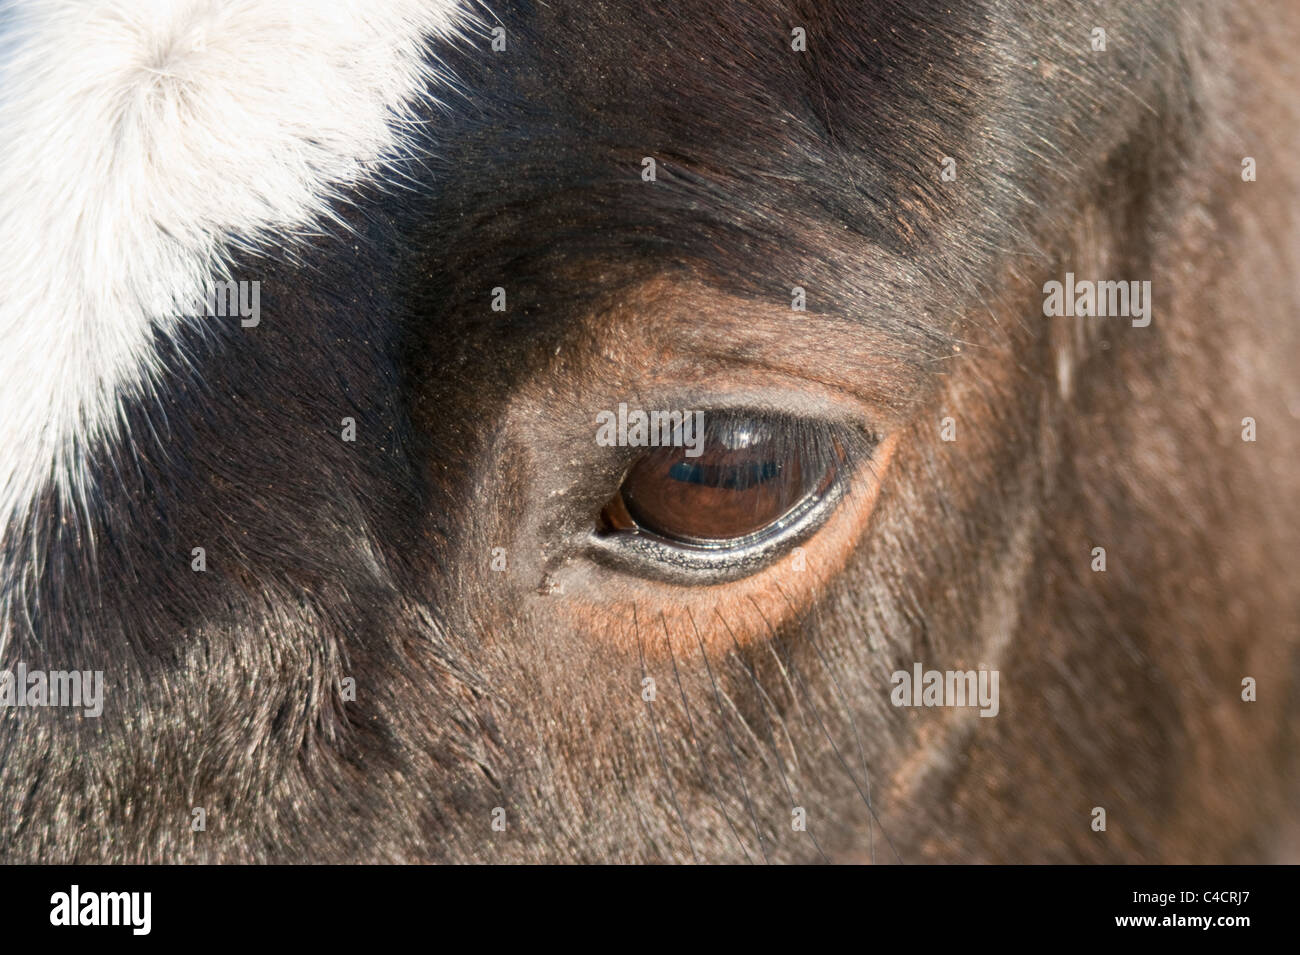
584, 474, 847, 586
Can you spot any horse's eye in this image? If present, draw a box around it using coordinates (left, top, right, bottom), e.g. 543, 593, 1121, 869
592, 412, 862, 582
602, 418, 831, 544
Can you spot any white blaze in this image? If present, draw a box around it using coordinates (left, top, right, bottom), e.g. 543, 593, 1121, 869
0, 0, 473, 532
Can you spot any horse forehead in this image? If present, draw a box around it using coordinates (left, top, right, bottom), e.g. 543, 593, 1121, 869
0, 0, 473, 534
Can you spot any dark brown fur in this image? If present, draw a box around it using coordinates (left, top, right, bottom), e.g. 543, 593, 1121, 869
1, 0, 1296, 862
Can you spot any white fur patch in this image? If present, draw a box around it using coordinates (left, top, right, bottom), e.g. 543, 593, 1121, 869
0, 0, 471, 532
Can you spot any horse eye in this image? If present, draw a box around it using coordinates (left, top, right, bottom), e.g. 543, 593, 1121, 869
599, 415, 840, 549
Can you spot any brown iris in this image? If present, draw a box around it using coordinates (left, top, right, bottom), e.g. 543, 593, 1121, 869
600, 418, 835, 545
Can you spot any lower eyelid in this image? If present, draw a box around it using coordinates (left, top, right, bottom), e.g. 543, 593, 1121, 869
587, 475, 845, 584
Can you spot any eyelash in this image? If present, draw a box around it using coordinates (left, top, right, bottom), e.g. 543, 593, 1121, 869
586, 413, 880, 585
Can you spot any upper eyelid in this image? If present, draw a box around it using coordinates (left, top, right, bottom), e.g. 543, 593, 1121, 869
590, 407, 878, 478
